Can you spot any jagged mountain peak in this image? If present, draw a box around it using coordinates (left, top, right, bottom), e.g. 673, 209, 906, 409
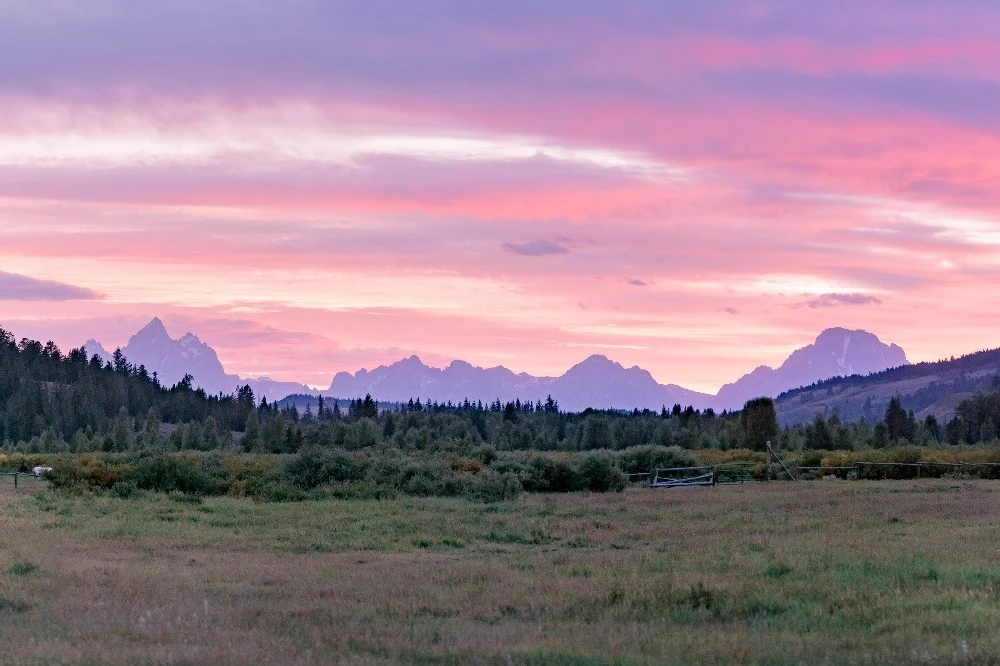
569, 354, 618, 371
129, 317, 172, 345
82, 318, 315, 400
717, 327, 908, 410
143, 316, 167, 331
82, 339, 111, 362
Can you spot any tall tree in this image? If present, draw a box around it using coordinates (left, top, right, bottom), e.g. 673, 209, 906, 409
111, 407, 134, 452
884, 397, 913, 443
140, 407, 161, 451
741, 397, 778, 452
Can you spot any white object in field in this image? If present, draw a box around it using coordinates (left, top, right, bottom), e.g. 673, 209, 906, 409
32, 466, 53, 478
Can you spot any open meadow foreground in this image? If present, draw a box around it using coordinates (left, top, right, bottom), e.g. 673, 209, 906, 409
1, 480, 999, 665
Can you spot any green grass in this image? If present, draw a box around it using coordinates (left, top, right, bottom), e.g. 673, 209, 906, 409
5, 560, 39, 577
1, 479, 1000, 663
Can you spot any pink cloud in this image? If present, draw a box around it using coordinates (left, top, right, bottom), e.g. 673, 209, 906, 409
0, 271, 103, 301
3, 3, 1000, 395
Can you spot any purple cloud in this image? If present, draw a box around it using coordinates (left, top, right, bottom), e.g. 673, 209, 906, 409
502, 239, 570, 256
0, 271, 102, 301
801, 293, 883, 309
625, 278, 649, 286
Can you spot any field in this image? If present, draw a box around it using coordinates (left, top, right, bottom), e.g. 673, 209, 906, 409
1, 479, 1000, 665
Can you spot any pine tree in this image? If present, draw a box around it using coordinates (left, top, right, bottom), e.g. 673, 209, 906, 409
243, 409, 260, 452
884, 397, 911, 443
140, 407, 161, 451
741, 398, 778, 452
203, 416, 221, 450
111, 407, 134, 452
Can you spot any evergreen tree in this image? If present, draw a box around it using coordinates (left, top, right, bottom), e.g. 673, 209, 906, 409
140, 407, 161, 451
111, 407, 134, 452
923, 414, 941, 442
741, 398, 778, 452
884, 397, 913, 443
243, 409, 261, 451
805, 414, 833, 450
203, 416, 221, 450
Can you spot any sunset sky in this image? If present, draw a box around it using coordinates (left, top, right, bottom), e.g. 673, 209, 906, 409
3, 1, 1000, 392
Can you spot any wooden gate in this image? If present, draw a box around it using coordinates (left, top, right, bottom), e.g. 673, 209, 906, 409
649, 465, 715, 488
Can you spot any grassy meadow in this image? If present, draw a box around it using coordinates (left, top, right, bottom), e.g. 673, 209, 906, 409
1, 477, 1000, 665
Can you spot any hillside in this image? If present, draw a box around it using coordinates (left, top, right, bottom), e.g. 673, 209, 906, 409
775, 347, 1000, 425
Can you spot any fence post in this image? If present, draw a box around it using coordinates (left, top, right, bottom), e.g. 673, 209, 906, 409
765, 441, 772, 482
13, 473, 17, 490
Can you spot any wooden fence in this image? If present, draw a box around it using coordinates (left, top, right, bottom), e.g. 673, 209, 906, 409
640, 441, 1000, 489
1, 471, 45, 490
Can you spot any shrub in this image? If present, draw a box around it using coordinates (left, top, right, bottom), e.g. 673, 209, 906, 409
127, 456, 219, 495
47, 456, 131, 490
249, 480, 307, 503
286, 447, 366, 489
522, 456, 580, 493
471, 471, 523, 503
110, 480, 141, 499
578, 451, 626, 492
447, 455, 485, 474
313, 481, 398, 500
472, 445, 498, 465
618, 445, 697, 474
399, 460, 469, 497
798, 451, 824, 468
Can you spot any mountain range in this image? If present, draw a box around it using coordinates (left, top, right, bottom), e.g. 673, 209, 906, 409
324, 327, 907, 412
83, 320, 910, 413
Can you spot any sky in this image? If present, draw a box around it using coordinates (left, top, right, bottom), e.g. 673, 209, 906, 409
2, 1, 1000, 393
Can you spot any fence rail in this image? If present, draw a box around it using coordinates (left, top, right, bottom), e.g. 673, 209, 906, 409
650, 465, 715, 488
1, 471, 45, 489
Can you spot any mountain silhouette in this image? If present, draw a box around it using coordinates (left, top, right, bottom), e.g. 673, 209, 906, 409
328, 353, 712, 411
327, 328, 908, 411
715, 328, 908, 410
86, 320, 909, 410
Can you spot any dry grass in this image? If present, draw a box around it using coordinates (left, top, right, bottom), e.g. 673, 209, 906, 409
2, 477, 1000, 664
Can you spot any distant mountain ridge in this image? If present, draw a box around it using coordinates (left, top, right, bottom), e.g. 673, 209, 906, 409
325, 327, 907, 412
328, 354, 713, 413
84, 320, 910, 413
83, 318, 315, 401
